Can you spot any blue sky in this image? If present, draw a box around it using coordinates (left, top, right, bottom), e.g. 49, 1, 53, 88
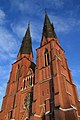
0, 0, 80, 109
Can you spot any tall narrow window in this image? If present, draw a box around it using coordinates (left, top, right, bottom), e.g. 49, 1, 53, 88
29, 77, 32, 86
10, 111, 12, 119
29, 77, 30, 86
24, 80, 26, 88
44, 48, 49, 66
30, 76, 32, 85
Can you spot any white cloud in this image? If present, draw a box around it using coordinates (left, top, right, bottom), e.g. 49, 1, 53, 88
0, 10, 19, 62
11, 21, 42, 43
0, 26, 18, 52
0, 9, 5, 24
0, 9, 5, 19
10, 0, 64, 14
0, 9, 19, 61
11, 23, 26, 38
10, 0, 42, 15
9, 0, 80, 35
0, 9, 20, 110
0, 28, 18, 63
49, 15, 80, 33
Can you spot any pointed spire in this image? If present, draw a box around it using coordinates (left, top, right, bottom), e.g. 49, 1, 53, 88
19, 23, 32, 55
42, 11, 57, 38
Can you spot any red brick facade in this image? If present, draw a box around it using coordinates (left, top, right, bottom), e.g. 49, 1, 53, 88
0, 13, 80, 120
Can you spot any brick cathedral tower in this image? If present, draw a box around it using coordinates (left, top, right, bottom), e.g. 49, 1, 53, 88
0, 13, 80, 120
0, 23, 36, 120
32, 12, 80, 120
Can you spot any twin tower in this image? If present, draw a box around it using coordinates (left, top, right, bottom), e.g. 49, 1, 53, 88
0, 13, 80, 120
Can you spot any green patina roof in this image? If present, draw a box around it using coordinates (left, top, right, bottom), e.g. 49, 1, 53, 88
42, 12, 57, 38
19, 23, 32, 54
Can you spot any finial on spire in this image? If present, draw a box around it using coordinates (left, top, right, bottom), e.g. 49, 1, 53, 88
28, 21, 30, 29
25, 22, 30, 37
45, 8, 48, 15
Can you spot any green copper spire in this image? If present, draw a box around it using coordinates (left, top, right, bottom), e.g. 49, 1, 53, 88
42, 11, 57, 38
19, 23, 32, 54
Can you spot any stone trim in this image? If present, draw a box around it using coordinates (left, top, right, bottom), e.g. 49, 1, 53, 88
45, 111, 50, 115
10, 119, 15, 120
59, 105, 77, 111
61, 73, 66, 77
40, 104, 46, 107
45, 98, 50, 100
39, 78, 51, 84
52, 55, 61, 61
71, 105, 77, 110
66, 91, 71, 96
78, 115, 80, 118
34, 114, 41, 118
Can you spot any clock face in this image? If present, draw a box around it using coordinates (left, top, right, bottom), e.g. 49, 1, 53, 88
24, 93, 30, 110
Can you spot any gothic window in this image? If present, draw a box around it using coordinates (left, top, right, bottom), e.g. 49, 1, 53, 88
24, 93, 30, 110
24, 80, 26, 88
28, 76, 32, 86
44, 48, 49, 66
24, 92, 33, 112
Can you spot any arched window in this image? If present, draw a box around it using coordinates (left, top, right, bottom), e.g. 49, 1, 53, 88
44, 48, 49, 66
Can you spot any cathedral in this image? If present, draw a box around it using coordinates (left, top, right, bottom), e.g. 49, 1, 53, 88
0, 12, 80, 120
